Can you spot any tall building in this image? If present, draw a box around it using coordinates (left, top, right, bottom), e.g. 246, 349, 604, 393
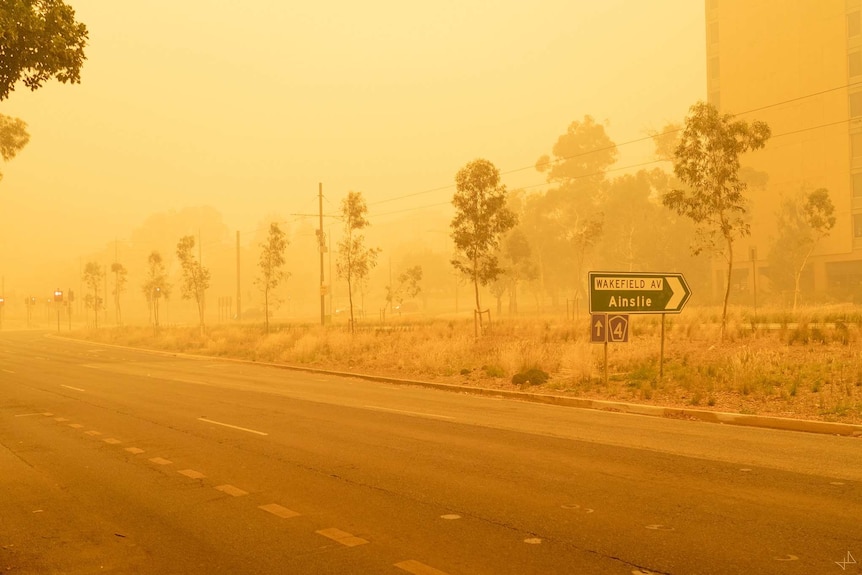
706, 0, 861, 300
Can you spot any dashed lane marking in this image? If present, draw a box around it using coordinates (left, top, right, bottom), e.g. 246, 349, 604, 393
196, 417, 268, 436
395, 560, 452, 575
103, 438, 122, 445
316, 528, 369, 547
13, 413, 43, 417
259, 503, 300, 519
524, 538, 542, 544
440, 514, 461, 520
148, 457, 172, 465
1, 369, 14, 374
84, 430, 102, 436
124, 447, 145, 454
214, 484, 248, 497
60, 385, 86, 392
363, 406, 455, 420
53, 417, 69, 422
68, 424, 84, 429
41, 412, 54, 417
178, 469, 206, 479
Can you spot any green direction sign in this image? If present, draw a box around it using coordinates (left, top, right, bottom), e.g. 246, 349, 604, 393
589, 272, 691, 314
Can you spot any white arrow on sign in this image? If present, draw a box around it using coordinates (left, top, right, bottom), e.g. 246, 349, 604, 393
666, 276, 685, 310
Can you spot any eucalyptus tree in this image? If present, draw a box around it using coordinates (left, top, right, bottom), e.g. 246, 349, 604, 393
663, 101, 770, 340
450, 159, 516, 332
336, 191, 379, 333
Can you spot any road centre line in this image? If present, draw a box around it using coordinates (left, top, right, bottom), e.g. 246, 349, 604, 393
60, 384, 86, 392
315, 528, 368, 547
2, 369, 14, 374
197, 417, 268, 436
14, 413, 43, 417
363, 406, 454, 420
395, 560, 452, 575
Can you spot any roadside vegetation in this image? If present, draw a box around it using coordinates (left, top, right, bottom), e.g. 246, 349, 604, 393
74, 305, 862, 424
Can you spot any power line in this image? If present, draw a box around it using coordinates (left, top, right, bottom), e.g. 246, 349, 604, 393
365, 80, 862, 209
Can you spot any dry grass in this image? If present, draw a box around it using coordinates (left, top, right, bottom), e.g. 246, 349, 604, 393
75, 306, 862, 424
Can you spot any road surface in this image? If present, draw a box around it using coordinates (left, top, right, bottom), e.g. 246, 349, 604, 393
1, 330, 860, 574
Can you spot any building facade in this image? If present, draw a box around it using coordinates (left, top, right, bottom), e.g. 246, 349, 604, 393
706, 0, 862, 301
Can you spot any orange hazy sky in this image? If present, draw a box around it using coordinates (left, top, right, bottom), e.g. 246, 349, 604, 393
0, 0, 704, 284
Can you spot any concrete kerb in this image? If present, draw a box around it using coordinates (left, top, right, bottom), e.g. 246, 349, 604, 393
49, 334, 862, 438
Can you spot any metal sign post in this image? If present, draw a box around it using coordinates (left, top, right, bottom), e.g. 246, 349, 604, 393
589, 272, 691, 384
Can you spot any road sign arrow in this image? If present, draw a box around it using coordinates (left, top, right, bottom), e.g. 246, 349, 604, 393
589, 272, 692, 314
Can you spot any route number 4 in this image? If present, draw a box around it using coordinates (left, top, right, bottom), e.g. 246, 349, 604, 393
836, 551, 856, 570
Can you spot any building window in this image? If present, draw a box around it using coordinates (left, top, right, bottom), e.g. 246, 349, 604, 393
852, 91, 862, 117
855, 214, 862, 238
709, 90, 721, 110
709, 21, 719, 44
850, 11, 861, 38
854, 173, 862, 197
853, 132, 862, 157
850, 52, 862, 77
709, 56, 720, 80
709, 0, 719, 10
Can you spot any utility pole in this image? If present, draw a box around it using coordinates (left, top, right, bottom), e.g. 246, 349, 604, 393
236, 230, 241, 322
319, 182, 325, 326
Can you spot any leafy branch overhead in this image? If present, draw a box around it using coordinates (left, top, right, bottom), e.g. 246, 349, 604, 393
0, 0, 89, 101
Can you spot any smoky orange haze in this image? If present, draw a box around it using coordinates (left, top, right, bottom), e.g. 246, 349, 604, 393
0, 0, 705, 322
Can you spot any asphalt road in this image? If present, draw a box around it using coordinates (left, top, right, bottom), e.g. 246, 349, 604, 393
1, 330, 860, 574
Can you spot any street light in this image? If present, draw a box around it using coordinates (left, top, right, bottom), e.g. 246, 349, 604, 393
53, 289, 63, 332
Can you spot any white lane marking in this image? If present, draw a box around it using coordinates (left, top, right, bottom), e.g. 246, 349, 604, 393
85, 430, 102, 436
215, 484, 248, 497
395, 560, 452, 575
69, 423, 84, 429
14, 413, 44, 417
2, 369, 14, 374
60, 384, 86, 392
316, 528, 368, 547
197, 417, 268, 436
53, 417, 69, 422
149, 457, 172, 465
103, 438, 122, 445
41, 412, 54, 416
363, 406, 454, 420
524, 538, 542, 544
774, 555, 799, 562
259, 503, 300, 519
125, 447, 145, 454
178, 469, 205, 479
440, 514, 461, 520
645, 524, 674, 531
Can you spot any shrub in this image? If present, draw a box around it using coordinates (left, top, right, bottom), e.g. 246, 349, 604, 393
512, 368, 549, 386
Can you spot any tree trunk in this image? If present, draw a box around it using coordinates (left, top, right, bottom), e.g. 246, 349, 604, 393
264, 287, 269, 334
348, 276, 355, 334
